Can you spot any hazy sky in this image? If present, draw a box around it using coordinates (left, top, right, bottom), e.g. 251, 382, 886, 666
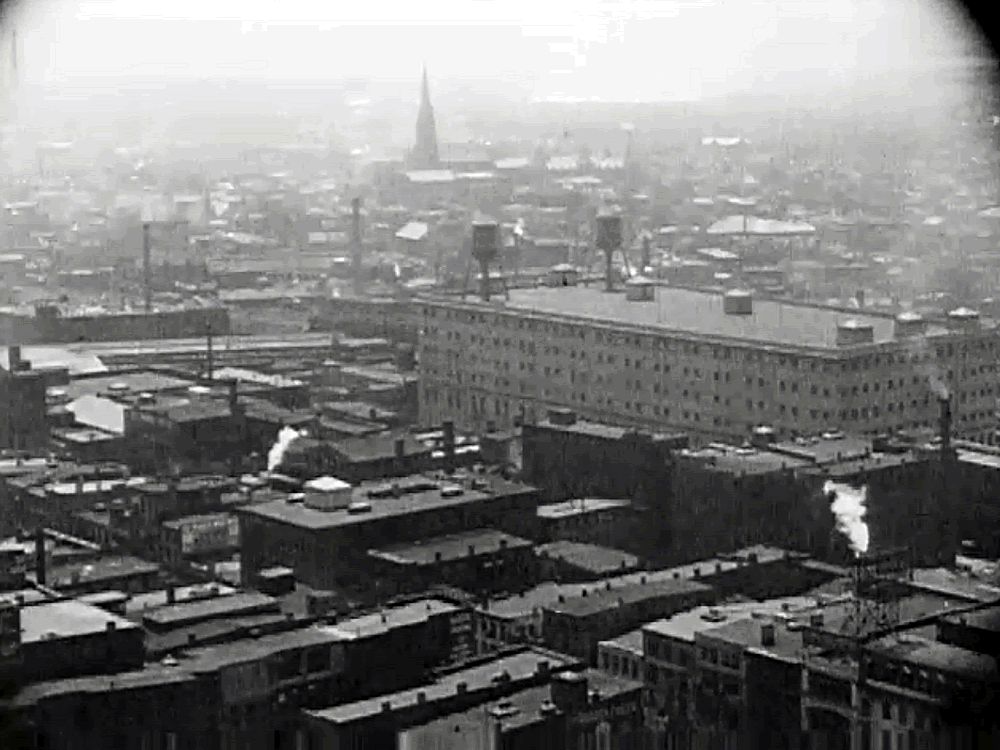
5, 0, 983, 102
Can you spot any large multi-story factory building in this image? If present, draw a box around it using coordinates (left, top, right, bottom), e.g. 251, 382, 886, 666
418, 282, 1000, 443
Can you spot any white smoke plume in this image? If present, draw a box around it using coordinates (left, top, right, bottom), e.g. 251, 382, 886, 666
267, 426, 302, 473
824, 480, 870, 557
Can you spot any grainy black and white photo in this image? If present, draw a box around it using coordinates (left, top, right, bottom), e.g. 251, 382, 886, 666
0, 0, 998, 748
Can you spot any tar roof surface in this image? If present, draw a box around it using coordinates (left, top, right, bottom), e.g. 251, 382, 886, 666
643, 598, 829, 643
483, 559, 741, 619
141, 591, 279, 627
600, 628, 645, 655
47, 556, 160, 586
12, 665, 194, 706
21, 600, 140, 643
325, 599, 459, 639
180, 626, 346, 673
868, 635, 999, 679
536, 541, 640, 574
305, 647, 577, 724
371, 530, 534, 566
547, 578, 712, 618
537, 498, 631, 519
239, 477, 534, 530
499, 286, 896, 349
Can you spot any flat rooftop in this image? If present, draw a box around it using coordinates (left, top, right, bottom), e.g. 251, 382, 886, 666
868, 634, 999, 679
140, 591, 279, 629
369, 529, 534, 566
482, 558, 742, 619
46, 556, 160, 588
305, 646, 578, 725
599, 628, 645, 656
54, 371, 193, 402
488, 286, 899, 350
536, 541, 640, 575
180, 626, 346, 673
237, 476, 535, 531
537, 498, 631, 520
21, 600, 140, 643
644, 597, 842, 643
546, 578, 712, 618
12, 664, 195, 706
325, 599, 459, 640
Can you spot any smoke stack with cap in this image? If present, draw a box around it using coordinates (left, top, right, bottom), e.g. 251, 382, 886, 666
351, 197, 363, 297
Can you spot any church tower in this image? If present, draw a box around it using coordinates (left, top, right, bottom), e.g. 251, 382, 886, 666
411, 65, 440, 169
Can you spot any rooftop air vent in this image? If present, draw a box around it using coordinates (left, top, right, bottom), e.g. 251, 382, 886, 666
836, 319, 874, 346
723, 290, 753, 315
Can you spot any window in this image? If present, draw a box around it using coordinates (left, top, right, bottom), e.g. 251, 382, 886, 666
882, 730, 891, 750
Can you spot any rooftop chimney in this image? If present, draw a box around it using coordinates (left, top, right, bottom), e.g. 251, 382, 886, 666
7, 345, 24, 372
442, 421, 456, 472
856, 289, 865, 309
351, 197, 364, 297
35, 527, 46, 586
167, 586, 176, 605
394, 437, 406, 461
761, 623, 776, 646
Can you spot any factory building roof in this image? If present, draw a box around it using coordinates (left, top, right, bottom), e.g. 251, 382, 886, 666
305, 646, 578, 725
12, 665, 195, 706
535, 541, 640, 575
324, 599, 460, 640
867, 634, 999, 679
488, 286, 897, 350
599, 628, 645, 656
237, 476, 536, 531
369, 529, 533, 567
140, 591, 278, 629
54, 371, 193, 401
536, 498, 631, 520
20, 600, 140, 643
44, 556, 160, 588
545, 578, 712, 618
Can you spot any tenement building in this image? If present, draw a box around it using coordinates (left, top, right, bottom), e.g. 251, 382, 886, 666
417, 283, 1000, 442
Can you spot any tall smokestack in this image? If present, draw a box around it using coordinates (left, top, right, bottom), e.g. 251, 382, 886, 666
641, 232, 651, 271
205, 324, 214, 380
351, 198, 363, 297
35, 527, 45, 586
936, 394, 958, 566
142, 222, 152, 313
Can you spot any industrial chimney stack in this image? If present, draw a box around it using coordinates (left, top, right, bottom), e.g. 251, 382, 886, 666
936, 394, 958, 566
351, 197, 364, 298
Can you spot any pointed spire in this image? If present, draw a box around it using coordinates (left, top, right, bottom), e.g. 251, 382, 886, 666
412, 64, 440, 169
421, 63, 430, 105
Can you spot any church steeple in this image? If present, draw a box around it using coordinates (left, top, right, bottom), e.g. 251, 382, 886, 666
412, 64, 440, 169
